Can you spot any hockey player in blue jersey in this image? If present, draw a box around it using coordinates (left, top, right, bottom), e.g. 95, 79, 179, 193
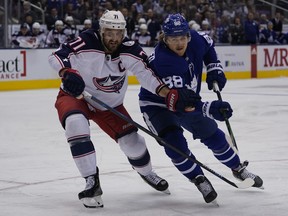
139, 13, 263, 204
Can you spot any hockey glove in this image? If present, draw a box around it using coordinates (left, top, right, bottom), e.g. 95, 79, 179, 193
206, 63, 226, 91
166, 89, 201, 112
201, 100, 233, 121
61, 68, 85, 97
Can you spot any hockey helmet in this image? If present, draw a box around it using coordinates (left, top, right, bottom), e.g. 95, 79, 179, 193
55, 20, 64, 26
20, 23, 29, 29
202, 19, 209, 26
84, 19, 92, 25
32, 22, 41, 29
163, 14, 190, 37
65, 16, 74, 22
140, 24, 148, 30
138, 18, 146, 25
99, 10, 126, 30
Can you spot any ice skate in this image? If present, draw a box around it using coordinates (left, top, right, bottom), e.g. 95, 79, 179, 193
139, 171, 170, 194
232, 160, 264, 189
191, 175, 218, 205
78, 167, 103, 208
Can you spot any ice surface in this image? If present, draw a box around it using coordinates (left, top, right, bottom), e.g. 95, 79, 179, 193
1, 78, 288, 216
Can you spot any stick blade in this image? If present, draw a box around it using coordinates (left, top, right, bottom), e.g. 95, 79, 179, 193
235, 178, 255, 189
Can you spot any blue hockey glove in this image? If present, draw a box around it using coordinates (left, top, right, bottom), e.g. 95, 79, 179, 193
61, 68, 85, 97
206, 63, 226, 91
166, 89, 201, 112
202, 100, 233, 121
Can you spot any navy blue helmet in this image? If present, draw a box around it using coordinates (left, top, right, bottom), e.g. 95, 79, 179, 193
162, 14, 190, 37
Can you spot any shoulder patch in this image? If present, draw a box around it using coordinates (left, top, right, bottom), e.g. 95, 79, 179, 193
122, 41, 135, 46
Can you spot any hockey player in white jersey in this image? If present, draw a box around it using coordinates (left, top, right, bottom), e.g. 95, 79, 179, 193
48, 10, 198, 208
138, 14, 263, 204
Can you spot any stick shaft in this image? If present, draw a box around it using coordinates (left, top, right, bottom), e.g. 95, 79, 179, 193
213, 82, 238, 151
83, 91, 243, 188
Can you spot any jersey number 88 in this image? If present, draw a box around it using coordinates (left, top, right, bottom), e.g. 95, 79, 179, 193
162, 75, 183, 88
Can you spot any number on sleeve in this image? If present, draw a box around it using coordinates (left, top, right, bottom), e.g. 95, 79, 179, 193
148, 52, 155, 63
172, 76, 183, 88
68, 37, 86, 51
198, 32, 213, 46
162, 75, 183, 88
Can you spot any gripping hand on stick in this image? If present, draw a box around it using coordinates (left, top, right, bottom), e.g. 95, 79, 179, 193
206, 63, 226, 91
61, 68, 85, 97
201, 100, 233, 121
165, 88, 202, 112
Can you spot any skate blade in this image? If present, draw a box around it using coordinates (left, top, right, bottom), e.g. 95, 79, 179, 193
81, 196, 104, 208
161, 188, 171, 195
210, 199, 219, 207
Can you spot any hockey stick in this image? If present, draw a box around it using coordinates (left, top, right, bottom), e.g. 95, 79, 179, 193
213, 82, 239, 152
81, 91, 254, 189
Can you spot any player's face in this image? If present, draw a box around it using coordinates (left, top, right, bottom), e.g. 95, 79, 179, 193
21, 28, 29, 35
102, 28, 124, 53
84, 23, 92, 29
33, 28, 40, 34
165, 35, 189, 56
55, 25, 63, 31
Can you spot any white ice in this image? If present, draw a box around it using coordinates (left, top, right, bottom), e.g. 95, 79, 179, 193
1, 77, 288, 216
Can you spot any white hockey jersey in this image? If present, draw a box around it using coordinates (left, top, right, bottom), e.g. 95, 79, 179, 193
48, 29, 163, 111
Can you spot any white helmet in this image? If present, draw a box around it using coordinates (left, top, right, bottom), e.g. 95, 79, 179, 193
99, 10, 126, 30
191, 23, 200, 31
201, 20, 209, 26
55, 20, 63, 26
32, 22, 41, 29
138, 18, 146, 25
65, 16, 74, 22
139, 23, 148, 30
84, 19, 92, 25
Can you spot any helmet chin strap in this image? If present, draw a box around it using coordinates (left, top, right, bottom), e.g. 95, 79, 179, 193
187, 34, 191, 42
99, 28, 112, 53
101, 36, 110, 53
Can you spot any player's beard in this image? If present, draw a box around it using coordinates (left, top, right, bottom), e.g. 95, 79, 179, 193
104, 40, 120, 53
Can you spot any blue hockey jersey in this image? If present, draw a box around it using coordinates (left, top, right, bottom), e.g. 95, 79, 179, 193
139, 30, 221, 106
